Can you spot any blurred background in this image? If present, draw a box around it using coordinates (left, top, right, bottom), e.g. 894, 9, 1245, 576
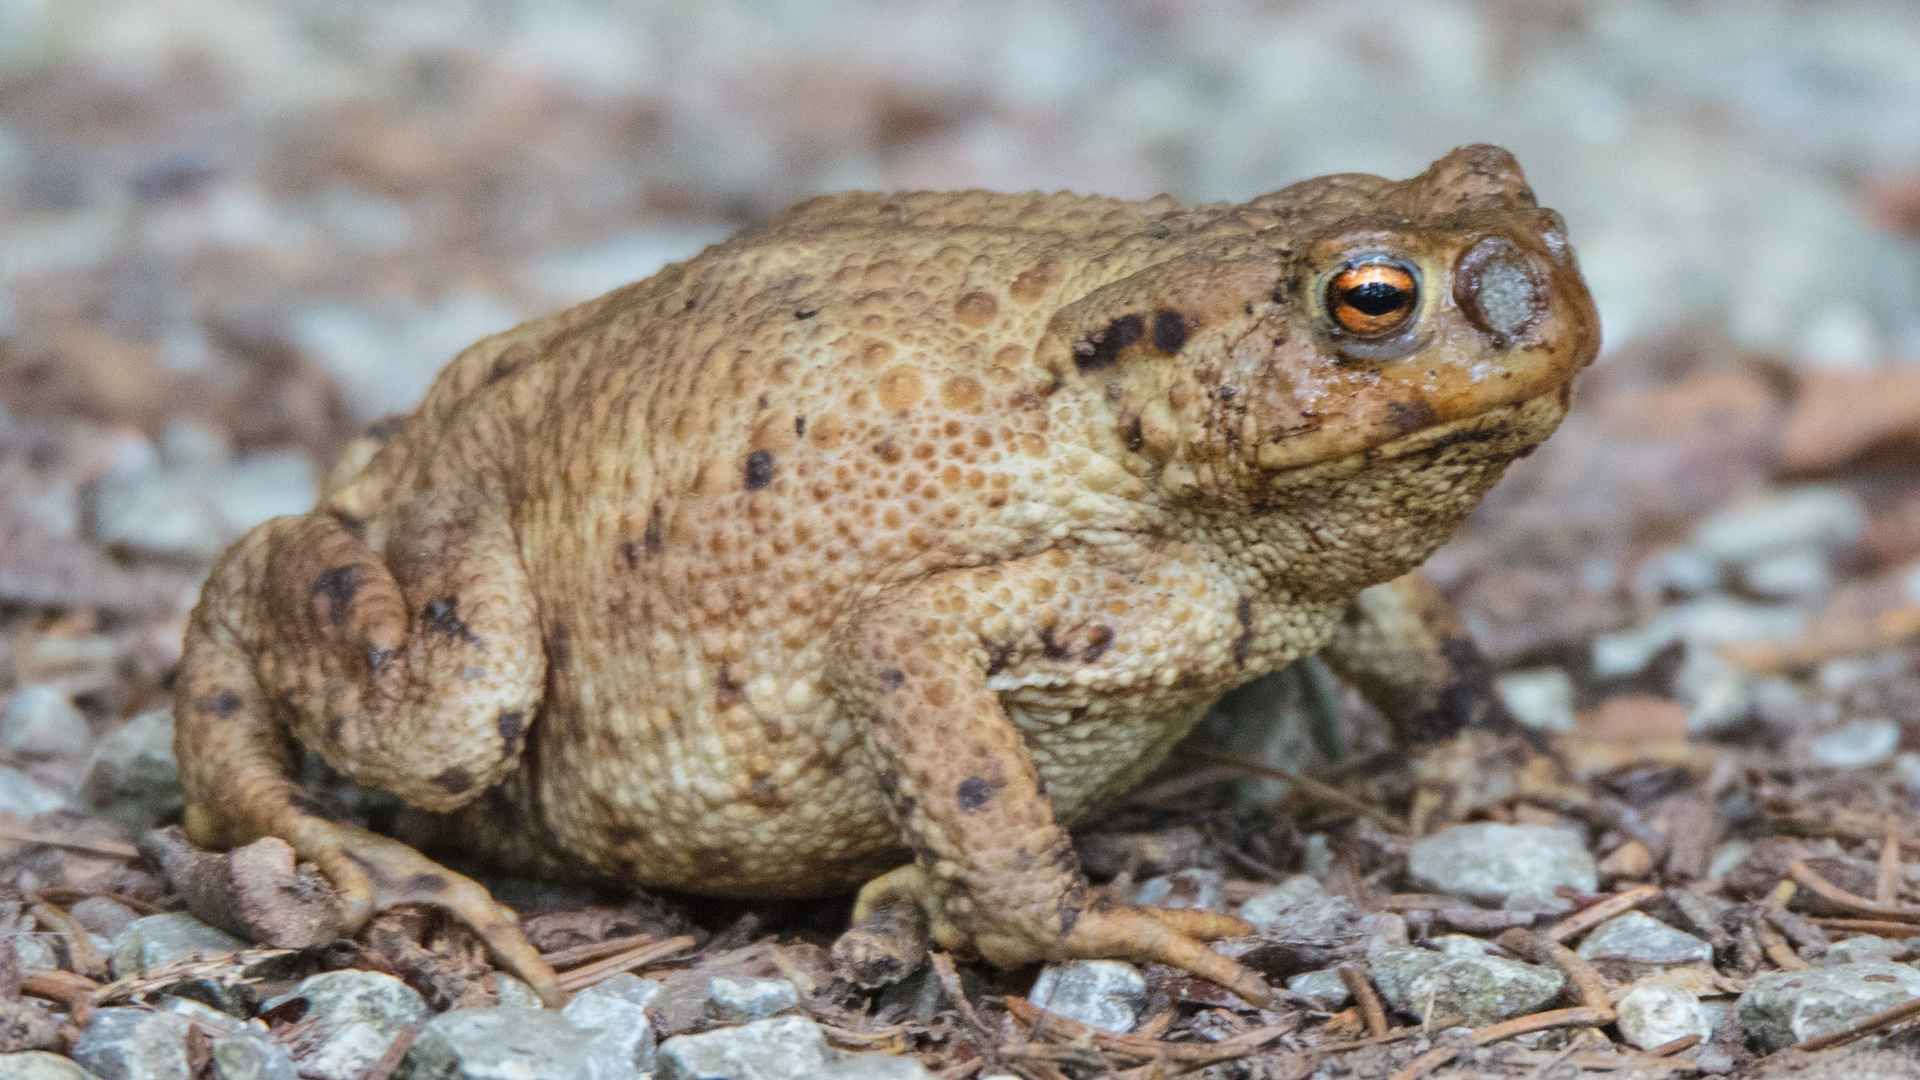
4, 0, 1920, 826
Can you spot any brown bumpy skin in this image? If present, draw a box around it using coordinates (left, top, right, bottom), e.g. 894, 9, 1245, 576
176, 144, 1600, 1005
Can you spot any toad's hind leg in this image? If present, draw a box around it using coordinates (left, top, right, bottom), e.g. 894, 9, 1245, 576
175, 511, 559, 1002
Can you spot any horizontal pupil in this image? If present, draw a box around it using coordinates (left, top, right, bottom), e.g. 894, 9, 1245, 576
1343, 281, 1411, 316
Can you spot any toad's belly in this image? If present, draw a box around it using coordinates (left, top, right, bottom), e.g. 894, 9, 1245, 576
516, 682, 1229, 898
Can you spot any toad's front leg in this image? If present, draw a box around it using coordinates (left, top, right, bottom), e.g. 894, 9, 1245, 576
837, 571, 1272, 1007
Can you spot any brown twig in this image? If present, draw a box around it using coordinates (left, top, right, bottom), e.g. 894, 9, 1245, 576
0, 825, 140, 859
359, 1022, 419, 1080
1647, 1034, 1703, 1057
1755, 925, 1809, 971
930, 953, 989, 1037
1495, 928, 1612, 1015
1881, 816, 1904, 906
1338, 963, 1388, 1039
554, 934, 696, 993
1181, 748, 1410, 835
538, 932, 657, 970
1539, 884, 1659, 944
1812, 917, 1920, 937
30, 901, 104, 979
20, 969, 97, 1026
1385, 1007, 1618, 1080
1789, 857, 1920, 922
1794, 993, 1920, 1052
1004, 995, 1297, 1066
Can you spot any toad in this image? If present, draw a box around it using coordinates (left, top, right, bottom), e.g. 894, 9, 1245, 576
175, 144, 1598, 1005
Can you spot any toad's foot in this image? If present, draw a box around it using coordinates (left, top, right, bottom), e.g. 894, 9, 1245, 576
289, 815, 563, 1005
854, 864, 1270, 1007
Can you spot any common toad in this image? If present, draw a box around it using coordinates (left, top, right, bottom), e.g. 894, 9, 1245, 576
175, 144, 1598, 1005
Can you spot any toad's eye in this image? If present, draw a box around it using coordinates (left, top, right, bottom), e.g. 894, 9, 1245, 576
1328, 260, 1419, 339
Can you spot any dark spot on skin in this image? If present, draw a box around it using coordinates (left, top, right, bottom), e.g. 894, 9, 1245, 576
1151, 310, 1188, 353
431, 767, 473, 794
486, 345, 533, 385
748, 777, 785, 809
367, 644, 397, 674
364, 415, 408, 441
1233, 597, 1254, 667
716, 664, 746, 708
873, 437, 902, 463
311, 565, 365, 628
287, 792, 331, 819
795, 308, 818, 319
326, 715, 346, 743
684, 297, 698, 311
876, 769, 900, 798
405, 873, 448, 894
1384, 398, 1439, 438
1218, 385, 1235, 402
745, 449, 776, 491
422, 597, 480, 645
795, 415, 807, 437
757, 393, 769, 409
983, 639, 1014, 676
957, 775, 999, 812
1426, 424, 1508, 452
880, 668, 906, 692
496, 710, 525, 744
644, 503, 664, 555
618, 540, 641, 570
1038, 626, 1071, 661
1122, 413, 1143, 452
196, 689, 241, 718
1082, 625, 1115, 663
1073, 313, 1144, 371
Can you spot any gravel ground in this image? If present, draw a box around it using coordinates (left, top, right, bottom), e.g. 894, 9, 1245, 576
4, 2, 1920, 1077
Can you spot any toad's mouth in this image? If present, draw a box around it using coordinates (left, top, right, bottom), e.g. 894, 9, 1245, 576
1262, 389, 1570, 493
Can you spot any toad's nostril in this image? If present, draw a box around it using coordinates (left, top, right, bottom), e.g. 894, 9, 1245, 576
1454, 237, 1544, 347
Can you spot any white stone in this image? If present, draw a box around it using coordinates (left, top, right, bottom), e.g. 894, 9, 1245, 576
1407, 823, 1597, 904
1810, 720, 1900, 768
1028, 960, 1146, 1034
794, 1057, 933, 1080
1238, 874, 1326, 929
80, 709, 182, 830
1615, 984, 1711, 1050
705, 976, 799, 1022
1131, 868, 1226, 912
398, 1007, 590, 1080
562, 978, 657, 1080
1591, 599, 1805, 678
1689, 485, 1866, 564
261, 970, 428, 1080
110, 914, 245, 978
657, 1017, 836, 1080
1739, 962, 1920, 1052
1740, 548, 1831, 600
1822, 936, 1898, 966
1284, 969, 1350, 1009
1574, 912, 1713, 981
1673, 644, 1753, 734
0, 767, 69, 817
1, 685, 91, 761
1495, 668, 1576, 732
73, 1008, 195, 1080
0, 1052, 102, 1079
